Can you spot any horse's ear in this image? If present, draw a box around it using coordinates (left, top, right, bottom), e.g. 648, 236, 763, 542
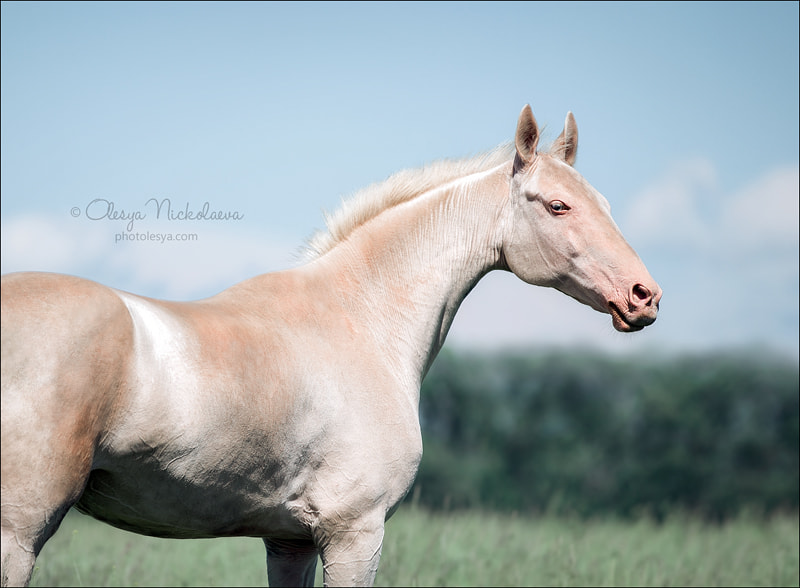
553, 111, 578, 166
514, 104, 539, 173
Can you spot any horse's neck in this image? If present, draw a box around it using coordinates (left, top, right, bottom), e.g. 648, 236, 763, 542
312, 162, 511, 389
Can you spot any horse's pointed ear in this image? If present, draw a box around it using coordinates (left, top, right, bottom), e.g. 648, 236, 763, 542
514, 104, 539, 173
553, 111, 578, 166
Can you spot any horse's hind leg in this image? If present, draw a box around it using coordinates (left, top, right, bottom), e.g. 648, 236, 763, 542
1, 476, 79, 587
1, 430, 94, 588
1, 465, 88, 587
264, 538, 319, 587
1, 386, 95, 587
1, 461, 86, 587
2, 273, 132, 586
0, 513, 64, 588
1, 525, 36, 588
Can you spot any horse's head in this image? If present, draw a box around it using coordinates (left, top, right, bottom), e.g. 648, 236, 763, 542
502, 105, 661, 332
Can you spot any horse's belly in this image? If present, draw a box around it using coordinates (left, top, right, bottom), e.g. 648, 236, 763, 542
74, 464, 308, 540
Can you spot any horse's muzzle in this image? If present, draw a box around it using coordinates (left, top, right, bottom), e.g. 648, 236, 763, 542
608, 283, 661, 332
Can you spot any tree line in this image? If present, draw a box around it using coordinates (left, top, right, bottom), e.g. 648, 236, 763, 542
409, 347, 799, 520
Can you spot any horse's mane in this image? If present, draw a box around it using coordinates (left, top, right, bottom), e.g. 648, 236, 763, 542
302, 143, 516, 260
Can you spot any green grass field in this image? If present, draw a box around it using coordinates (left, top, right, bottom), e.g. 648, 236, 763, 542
30, 507, 799, 587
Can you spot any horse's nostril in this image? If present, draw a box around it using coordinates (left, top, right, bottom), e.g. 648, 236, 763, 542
631, 283, 653, 306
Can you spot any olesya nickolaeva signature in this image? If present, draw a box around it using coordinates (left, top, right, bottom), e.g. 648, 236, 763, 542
72, 198, 244, 231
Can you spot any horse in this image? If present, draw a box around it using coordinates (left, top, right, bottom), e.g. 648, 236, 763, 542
1, 105, 661, 587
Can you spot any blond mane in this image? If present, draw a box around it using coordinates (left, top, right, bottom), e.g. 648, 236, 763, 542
303, 143, 516, 259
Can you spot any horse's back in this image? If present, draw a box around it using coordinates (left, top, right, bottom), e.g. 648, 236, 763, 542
1, 272, 135, 526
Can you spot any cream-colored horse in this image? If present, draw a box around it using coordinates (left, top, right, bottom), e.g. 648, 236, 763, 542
0, 106, 660, 587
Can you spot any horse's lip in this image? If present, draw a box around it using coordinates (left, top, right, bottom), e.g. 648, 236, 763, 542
608, 302, 645, 333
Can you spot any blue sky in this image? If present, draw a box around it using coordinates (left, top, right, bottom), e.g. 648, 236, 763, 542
2, 1, 798, 358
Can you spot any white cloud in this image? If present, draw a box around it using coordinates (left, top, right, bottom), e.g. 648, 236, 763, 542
1, 213, 108, 277
720, 165, 799, 251
104, 226, 301, 300
618, 160, 799, 357
622, 158, 719, 251
623, 159, 799, 258
1, 214, 300, 300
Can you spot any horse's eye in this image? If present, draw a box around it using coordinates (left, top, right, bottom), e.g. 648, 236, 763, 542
549, 200, 570, 214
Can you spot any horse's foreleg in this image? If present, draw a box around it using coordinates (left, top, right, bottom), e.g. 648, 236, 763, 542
316, 517, 385, 587
264, 537, 319, 587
